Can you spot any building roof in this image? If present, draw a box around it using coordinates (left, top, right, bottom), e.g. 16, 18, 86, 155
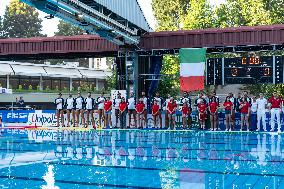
81, 0, 152, 32
1, 24, 284, 60
0, 61, 111, 79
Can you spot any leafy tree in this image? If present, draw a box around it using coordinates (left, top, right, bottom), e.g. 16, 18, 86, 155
0, 16, 3, 38
55, 20, 84, 36
182, 0, 215, 30
152, 0, 190, 31
215, 0, 272, 27
2, 0, 44, 38
157, 55, 180, 97
262, 0, 284, 24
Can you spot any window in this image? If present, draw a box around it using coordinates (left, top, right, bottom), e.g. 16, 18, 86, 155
9, 76, 20, 90
19, 76, 30, 90
72, 79, 80, 91
0, 76, 7, 88
43, 78, 51, 91
95, 58, 102, 69
51, 78, 60, 91
30, 77, 40, 90
61, 78, 69, 91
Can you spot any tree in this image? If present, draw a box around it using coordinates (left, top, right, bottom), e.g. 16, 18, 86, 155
262, 0, 284, 24
157, 55, 180, 97
152, 0, 190, 31
2, 0, 44, 38
182, 0, 215, 30
55, 20, 84, 36
215, 0, 272, 27
0, 16, 3, 38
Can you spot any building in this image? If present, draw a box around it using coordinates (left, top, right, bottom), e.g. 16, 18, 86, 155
0, 61, 111, 92
88, 58, 110, 70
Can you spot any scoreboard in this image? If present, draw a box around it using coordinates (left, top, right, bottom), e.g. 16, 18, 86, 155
206, 56, 284, 85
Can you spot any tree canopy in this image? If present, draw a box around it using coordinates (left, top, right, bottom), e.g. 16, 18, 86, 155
2, 0, 44, 38
55, 20, 84, 36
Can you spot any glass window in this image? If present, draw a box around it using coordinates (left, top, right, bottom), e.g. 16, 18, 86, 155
0, 76, 7, 88
43, 78, 51, 91
9, 76, 20, 90
51, 78, 60, 91
61, 78, 69, 92
30, 77, 40, 90
88, 79, 96, 91
19, 76, 31, 90
72, 79, 80, 91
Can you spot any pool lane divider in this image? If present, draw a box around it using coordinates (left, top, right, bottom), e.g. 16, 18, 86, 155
1, 126, 284, 135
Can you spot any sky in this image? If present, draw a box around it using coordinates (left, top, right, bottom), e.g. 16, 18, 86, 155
0, 0, 226, 36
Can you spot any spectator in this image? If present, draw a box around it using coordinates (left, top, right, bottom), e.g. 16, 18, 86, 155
18, 96, 25, 108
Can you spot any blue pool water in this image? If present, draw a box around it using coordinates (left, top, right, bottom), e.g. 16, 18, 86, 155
0, 129, 284, 189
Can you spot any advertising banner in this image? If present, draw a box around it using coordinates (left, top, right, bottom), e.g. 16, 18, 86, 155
0, 109, 283, 130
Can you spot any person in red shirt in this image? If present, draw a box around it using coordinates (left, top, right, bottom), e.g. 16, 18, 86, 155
181, 102, 190, 129
167, 97, 177, 130
198, 99, 207, 130
135, 98, 145, 129
152, 100, 160, 129
104, 97, 112, 129
268, 92, 282, 132
119, 97, 127, 129
223, 96, 233, 131
239, 98, 250, 131
209, 96, 219, 131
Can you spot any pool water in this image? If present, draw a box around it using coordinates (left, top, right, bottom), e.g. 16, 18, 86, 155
0, 129, 283, 189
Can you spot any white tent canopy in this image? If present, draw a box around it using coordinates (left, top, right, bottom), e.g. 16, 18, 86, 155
44, 67, 82, 78
0, 61, 111, 79
79, 69, 110, 79
0, 62, 14, 75
12, 64, 47, 76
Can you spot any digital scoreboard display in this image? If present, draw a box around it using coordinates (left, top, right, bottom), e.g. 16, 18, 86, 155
206, 56, 284, 85
224, 57, 273, 84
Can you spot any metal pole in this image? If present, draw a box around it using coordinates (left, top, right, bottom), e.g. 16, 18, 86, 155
125, 55, 129, 99
69, 78, 73, 91
213, 59, 216, 85
133, 52, 139, 100
273, 55, 276, 84
39, 76, 43, 91
6, 75, 9, 89
222, 58, 225, 85
114, 58, 118, 90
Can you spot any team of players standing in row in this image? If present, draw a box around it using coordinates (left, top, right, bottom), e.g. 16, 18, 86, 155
54, 91, 283, 132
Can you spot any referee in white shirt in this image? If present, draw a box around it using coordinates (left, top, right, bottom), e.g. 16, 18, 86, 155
256, 93, 267, 131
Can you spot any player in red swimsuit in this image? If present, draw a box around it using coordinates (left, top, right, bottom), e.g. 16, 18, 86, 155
181, 102, 190, 129
119, 97, 127, 129
152, 100, 160, 129
239, 97, 251, 131
209, 96, 219, 131
104, 97, 112, 129
223, 96, 234, 131
167, 97, 177, 130
197, 99, 207, 130
135, 98, 145, 129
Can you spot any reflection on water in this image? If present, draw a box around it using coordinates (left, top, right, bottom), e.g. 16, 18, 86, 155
0, 129, 284, 188
41, 165, 59, 189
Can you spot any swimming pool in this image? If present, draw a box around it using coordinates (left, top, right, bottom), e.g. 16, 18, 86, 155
0, 129, 283, 189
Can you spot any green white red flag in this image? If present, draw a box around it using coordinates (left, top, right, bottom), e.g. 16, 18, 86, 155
179, 48, 206, 92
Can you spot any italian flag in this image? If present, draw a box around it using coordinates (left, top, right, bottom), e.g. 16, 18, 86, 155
179, 48, 206, 92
